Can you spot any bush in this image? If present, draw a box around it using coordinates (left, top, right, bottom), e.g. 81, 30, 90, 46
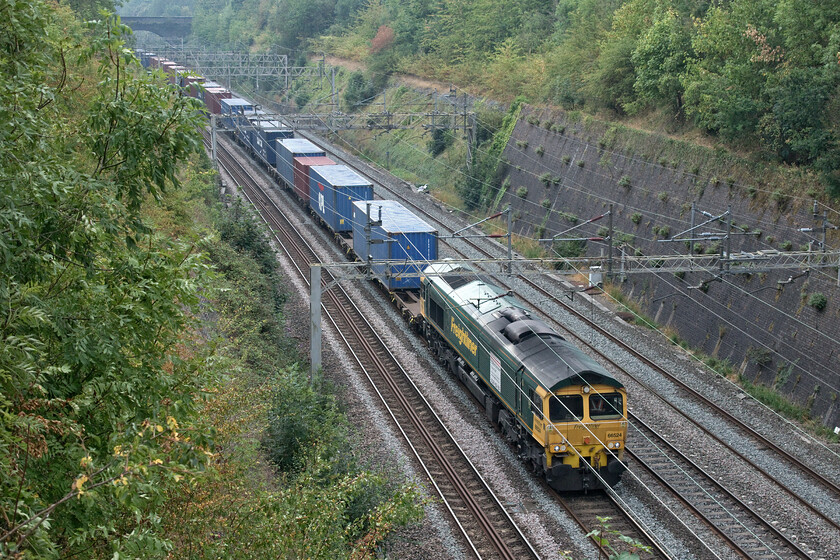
631, 212, 642, 224
516, 186, 528, 198
428, 128, 454, 157
562, 154, 571, 164
536, 145, 545, 156
344, 71, 378, 109
618, 175, 631, 188
542, 199, 552, 209
263, 372, 346, 474
540, 172, 552, 185
808, 293, 828, 311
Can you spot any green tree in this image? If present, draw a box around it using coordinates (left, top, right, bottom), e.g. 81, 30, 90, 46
1, 4, 211, 557
631, 8, 692, 112
681, 3, 776, 139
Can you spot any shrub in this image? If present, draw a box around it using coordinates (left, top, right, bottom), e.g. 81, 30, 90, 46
535, 145, 545, 156
428, 127, 454, 157
264, 372, 345, 473
808, 293, 828, 311
541, 199, 552, 209
576, 160, 585, 167
540, 172, 552, 185
618, 175, 631, 188
631, 212, 642, 225
781, 240, 793, 251
553, 124, 565, 134
516, 186, 528, 198
515, 140, 529, 150
657, 191, 669, 202
562, 154, 571, 164
772, 189, 790, 209
746, 346, 773, 367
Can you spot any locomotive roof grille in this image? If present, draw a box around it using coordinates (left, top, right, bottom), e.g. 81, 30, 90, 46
441, 274, 471, 290
503, 319, 561, 344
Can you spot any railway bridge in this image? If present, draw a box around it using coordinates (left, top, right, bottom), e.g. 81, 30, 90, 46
122, 16, 192, 40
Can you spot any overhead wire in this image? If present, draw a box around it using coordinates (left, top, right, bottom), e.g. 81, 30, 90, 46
218, 91, 827, 557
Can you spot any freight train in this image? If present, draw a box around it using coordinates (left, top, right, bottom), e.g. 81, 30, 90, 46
139, 51, 628, 491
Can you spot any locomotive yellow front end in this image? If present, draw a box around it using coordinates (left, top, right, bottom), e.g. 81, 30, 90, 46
541, 384, 627, 491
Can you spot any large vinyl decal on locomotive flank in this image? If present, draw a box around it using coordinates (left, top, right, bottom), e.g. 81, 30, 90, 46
450, 317, 477, 356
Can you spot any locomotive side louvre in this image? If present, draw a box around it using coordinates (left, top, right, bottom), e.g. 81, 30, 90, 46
420, 263, 627, 491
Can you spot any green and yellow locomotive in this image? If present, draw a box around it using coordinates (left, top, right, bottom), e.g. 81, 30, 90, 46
420, 263, 627, 491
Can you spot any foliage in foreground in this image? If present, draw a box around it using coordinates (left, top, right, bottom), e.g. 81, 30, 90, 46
157, 172, 425, 558
0, 3, 210, 557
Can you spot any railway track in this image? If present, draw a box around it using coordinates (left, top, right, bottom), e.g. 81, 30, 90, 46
290, 129, 674, 559
298, 131, 839, 557
628, 413, 812, 559
209, 131, 540, 560
210, 123, 839, 558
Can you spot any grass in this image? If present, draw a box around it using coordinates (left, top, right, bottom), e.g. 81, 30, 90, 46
739, 377, 839, 442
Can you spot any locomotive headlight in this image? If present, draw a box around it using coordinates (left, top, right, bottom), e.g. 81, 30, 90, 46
553, 444, 566, 453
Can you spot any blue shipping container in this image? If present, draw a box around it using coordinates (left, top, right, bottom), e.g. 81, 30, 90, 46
253, 121, 293, 166
351, 200, 438, 290
220, 98, 255, 129
276, 139, 325, 189
309, 165, 374, 233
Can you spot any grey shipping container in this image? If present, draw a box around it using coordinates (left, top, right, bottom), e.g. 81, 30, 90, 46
276, 138, 325, 189
309, 165, 373, 233
352, 200, 438, 290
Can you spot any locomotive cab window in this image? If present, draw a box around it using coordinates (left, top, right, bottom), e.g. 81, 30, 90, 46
549, 395, 583, 422
529, 389, 541, 418
588, 393, 623, 420
429, 296, 445, 328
